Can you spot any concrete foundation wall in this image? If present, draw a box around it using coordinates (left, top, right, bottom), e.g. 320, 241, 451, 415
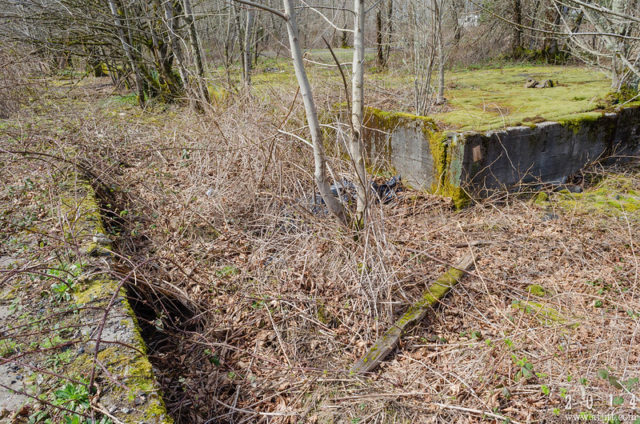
390, 126, 435, 188
363, 106, 640, 203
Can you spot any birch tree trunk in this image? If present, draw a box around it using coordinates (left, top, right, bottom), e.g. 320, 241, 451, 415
610, 0, 625, 89
232, 2, 246, 82
434, 0, 446, 105
243, 9, 255, 86
351, 0, 368, 225
577, 1, 637, 89
282, 0, 348, 226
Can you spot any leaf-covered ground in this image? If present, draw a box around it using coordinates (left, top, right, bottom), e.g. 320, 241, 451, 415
2, 73, 640, 424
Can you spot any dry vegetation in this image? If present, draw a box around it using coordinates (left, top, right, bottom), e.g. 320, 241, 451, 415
2, 69, 640, 424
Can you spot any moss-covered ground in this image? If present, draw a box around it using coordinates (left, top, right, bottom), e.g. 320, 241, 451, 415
214, 54, 637, 132
536, 174, 640, 219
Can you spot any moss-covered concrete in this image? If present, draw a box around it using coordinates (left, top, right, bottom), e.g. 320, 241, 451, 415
363, 102, 640, 206
428, 65, 624, 131
363, 107, 469, 208
61, 173, 173, 424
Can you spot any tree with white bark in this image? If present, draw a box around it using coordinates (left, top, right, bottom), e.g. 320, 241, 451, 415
232, 0, 369, 227
554, 0, 640, 91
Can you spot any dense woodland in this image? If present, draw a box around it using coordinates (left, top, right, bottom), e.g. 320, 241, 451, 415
1, 0, 640, 423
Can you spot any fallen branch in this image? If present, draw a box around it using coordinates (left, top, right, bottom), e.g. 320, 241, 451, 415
351, 253, 475, 374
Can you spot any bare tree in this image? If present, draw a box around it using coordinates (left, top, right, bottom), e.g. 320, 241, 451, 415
512, 0, 523, 54
434, 0, 446, 105
183, 0, 211, 105
0, 0, 219, 107
351, 0, 368, 224
407, 0, 442, 114
230, 0, 371, 227
107, 0, 146, 106
375, 0, 393, 68
553, 0, 640, 90
243, 8, 255, 86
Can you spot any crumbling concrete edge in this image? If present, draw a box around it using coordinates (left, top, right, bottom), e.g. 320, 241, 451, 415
62, 174, 173, 424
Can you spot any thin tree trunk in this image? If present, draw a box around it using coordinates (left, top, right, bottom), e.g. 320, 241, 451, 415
107, 0, 145, 107
376, 9, 384, 67
384, 0, 393, 64
610, 0, 625, 88
182, 0, 211, 105
243, 9, 255, 86
529, 0, 541, 49
434, 0, 446, 105
351, 0, 368, 225
233, 2, 246, 80
282, 0, 348, 226
512, 0, 523, 55
451, 0, 461, 44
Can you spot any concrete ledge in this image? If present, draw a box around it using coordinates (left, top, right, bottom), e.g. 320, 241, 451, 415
362, 106, 640, 205
63, 176, 172, 424
0, 173, 171, 423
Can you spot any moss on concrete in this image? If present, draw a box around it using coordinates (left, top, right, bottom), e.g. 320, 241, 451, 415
557, 112, 605, 135
365, 107, 439, 133
62, 172, 172, 424
554, 176, 640, 218
424, 65, 612, 131
364, 107, 469, 208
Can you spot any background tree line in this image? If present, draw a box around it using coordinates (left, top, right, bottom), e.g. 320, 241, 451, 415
0, 0, 638, 226
1, 0, 637, 102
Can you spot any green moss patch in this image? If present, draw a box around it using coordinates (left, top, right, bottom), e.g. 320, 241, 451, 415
512, 300, 569, 325
527, 284, 548, 297
549, 176, 640, 218
414, 65, 614, 131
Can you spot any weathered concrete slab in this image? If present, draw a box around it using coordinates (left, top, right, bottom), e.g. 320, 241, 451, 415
0, 176, 172, 424
0, 303, 30, 413
362, 106, 640, 205
61, 178, 173, 424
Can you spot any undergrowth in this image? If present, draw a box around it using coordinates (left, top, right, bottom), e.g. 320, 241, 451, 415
2, 66, 640, 424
